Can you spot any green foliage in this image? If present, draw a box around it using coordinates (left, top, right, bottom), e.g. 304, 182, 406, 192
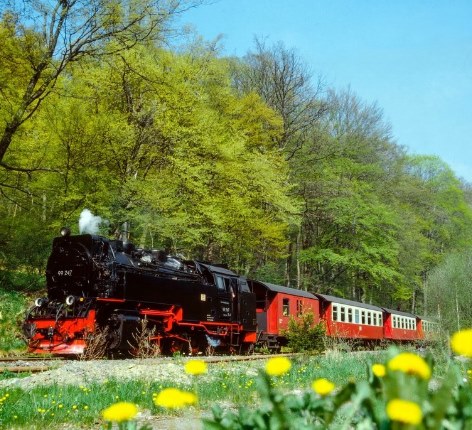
282, 311, 326, 353
425, 250, 472, 333
250, 261, 286, 285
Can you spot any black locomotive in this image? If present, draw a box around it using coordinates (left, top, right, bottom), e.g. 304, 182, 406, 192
23, 228, 258, 356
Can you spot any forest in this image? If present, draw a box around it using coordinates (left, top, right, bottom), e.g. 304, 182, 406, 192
1, 0, 472, 332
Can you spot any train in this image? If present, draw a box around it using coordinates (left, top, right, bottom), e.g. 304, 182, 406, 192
22, 229, 438, 356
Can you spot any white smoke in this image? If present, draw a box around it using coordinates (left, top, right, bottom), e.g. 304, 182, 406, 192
79, 209, 103, 234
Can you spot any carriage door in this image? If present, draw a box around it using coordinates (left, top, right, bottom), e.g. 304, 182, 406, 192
215, 275, 232, 321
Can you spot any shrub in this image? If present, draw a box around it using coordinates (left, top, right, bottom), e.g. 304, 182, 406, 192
282, 310, 326, 353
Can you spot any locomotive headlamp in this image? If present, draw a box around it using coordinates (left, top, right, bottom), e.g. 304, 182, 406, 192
65, 295, 75, 306
34, 297, 46, 307
60, 227, 71, 237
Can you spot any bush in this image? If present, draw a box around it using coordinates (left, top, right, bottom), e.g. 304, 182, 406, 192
282, 310, 326, 353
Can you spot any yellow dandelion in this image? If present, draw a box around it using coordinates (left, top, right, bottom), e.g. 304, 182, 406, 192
388, 352, 431, 380
153, 388, 197, 409
184, 359, 208, 376
312, 378, 335, 396
372, 363, 386, 378
386, 399, 423, 425
450, 329, 472, 357
265, 357, 292, 376
101, 402, 138, 423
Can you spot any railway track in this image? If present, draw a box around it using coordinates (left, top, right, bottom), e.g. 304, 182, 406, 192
0, 356, 64, 373
0, 356, 64, 362
0, 352, 299, 374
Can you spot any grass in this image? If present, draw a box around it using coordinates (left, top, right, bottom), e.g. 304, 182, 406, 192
0, 289, 30, 354
0, 270, 45, 355
0, 351, 392, 429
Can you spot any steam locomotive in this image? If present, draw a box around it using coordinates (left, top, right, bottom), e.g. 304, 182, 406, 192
23, 228, 258, 355
23, 229, 438, 356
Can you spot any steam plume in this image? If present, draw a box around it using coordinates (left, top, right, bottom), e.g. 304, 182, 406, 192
79, 209, 103, 234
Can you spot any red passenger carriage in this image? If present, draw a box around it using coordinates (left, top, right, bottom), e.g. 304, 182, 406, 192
382, 308, 419, 342
316, 294, 384, 342
249, 280, 319, 351
416, 316, 439, 343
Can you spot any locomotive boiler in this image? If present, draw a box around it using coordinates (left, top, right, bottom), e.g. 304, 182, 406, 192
23, 229, 257, 356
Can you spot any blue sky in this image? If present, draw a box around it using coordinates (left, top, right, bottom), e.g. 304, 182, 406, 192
179, 0, 472, 182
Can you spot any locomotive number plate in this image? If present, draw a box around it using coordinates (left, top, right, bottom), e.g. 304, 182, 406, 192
57, 269, 73, 276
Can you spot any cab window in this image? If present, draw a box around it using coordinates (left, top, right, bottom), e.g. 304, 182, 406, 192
216, 276, 226, 291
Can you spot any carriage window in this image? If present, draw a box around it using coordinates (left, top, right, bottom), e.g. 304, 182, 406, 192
373, 313, 377, 326
282, 298, 290, 316
379, 314, 383, 326
361, 311, 366, 324
348, 308, 353, 323
354, 309, 360, 324
367, 312, 372, 325
333, 305, 338, 321
297, 300, 303, 317
340, 307, 346, 322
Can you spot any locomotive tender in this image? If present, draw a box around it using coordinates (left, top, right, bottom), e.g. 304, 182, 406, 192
23, 229, 438, 356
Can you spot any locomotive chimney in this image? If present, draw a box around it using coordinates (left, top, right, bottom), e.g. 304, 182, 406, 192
121, 221, 130, 244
